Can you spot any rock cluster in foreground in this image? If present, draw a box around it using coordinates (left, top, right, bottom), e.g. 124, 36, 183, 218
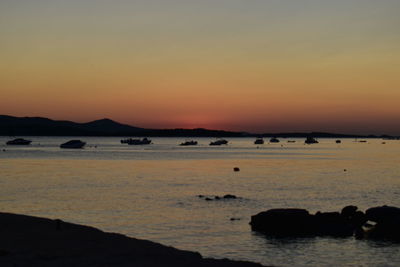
250, 205, 400, 241
0, 212, 268, 267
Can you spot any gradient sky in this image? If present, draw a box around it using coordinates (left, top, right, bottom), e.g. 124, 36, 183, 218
1, 0, 399, 134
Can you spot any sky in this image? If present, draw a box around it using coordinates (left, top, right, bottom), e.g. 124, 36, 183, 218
1, 0, 399, 134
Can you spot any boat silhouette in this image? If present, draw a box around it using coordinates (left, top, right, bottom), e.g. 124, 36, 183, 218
6, 138, 32, 145
60, 140, 86, 149
209, 139, 228, 146
269, 137, 280, 143
305, 137, 318, 144
254, 138, 264, 144
180, 140, 198, 146
126, 138, 152, 145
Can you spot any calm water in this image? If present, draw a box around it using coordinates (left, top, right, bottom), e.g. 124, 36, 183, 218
1, 137, 399, 266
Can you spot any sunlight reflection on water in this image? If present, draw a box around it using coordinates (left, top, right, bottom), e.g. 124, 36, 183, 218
1, 137, 399, 266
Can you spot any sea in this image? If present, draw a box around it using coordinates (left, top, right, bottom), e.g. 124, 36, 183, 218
1, 136, 399, 267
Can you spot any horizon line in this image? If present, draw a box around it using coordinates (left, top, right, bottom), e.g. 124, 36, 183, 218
0, 114, 398, 137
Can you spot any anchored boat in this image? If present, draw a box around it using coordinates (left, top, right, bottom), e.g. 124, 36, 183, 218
6, 138, 32, 145
60, 140, 86, 149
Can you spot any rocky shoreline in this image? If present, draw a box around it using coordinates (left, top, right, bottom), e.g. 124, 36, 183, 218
2, 206, 398, 266
0, 212, 268, 267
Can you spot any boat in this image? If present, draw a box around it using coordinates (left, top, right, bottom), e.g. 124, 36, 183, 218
269, 137, 280, 143
180, 140, 198, 146
287, 140, 296, 143
336, 140, 341, 144
383, 137, 400, 140
120, 138, 131, 144
60, 140, 86, 149
6, 138, 32, 145
127, 138, 152, 145
305, 137, 318, 144
254, 138, 264, 145
209, 139, 228, 146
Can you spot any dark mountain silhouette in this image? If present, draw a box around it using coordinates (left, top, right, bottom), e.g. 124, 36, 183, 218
80, 118, 144, 135
0, 115, 144, 136
0, 115, 395, 138
0, 115, 244, 137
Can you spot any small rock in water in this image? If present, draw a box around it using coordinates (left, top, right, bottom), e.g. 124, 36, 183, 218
230, 217, 241, 221
202, 194, 240, 201
223, 194, 237, 199
344, 169, 347, 172
233, 167, 240, 172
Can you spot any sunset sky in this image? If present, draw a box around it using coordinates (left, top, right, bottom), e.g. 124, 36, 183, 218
1, 0, 399, 134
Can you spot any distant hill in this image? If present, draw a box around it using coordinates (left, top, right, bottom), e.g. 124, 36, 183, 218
0, 115, 244, 137
0, 115, 144, 136
0, 115, 394, 138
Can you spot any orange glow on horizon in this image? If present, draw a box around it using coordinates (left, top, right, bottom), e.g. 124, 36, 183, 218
1, 1, 400, 135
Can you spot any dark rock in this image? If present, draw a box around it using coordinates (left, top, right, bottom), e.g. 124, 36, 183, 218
350, 211, 367, 227
250, 209, 314, 237
365, 220, 400, 241
0, 250, 10, 256
230, 218, 241, 221
341, 205, 358, 218
251, 205, 400, 241
354, 227, 365, 239
250, 207, 367, 238
340, 206, 366, 229
366, 205, 400, 223
201, 194, 240, 201
233, 167, 240, 172
55, 219, 62, 231
0, 212, 267, 267
364, 206, 400, 241
313, 212, 354, 237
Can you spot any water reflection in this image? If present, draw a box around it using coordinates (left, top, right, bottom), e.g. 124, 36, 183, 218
1, 137, 400, 266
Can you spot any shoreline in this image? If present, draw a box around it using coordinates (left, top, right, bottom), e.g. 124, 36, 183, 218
0, 212, 269, 267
